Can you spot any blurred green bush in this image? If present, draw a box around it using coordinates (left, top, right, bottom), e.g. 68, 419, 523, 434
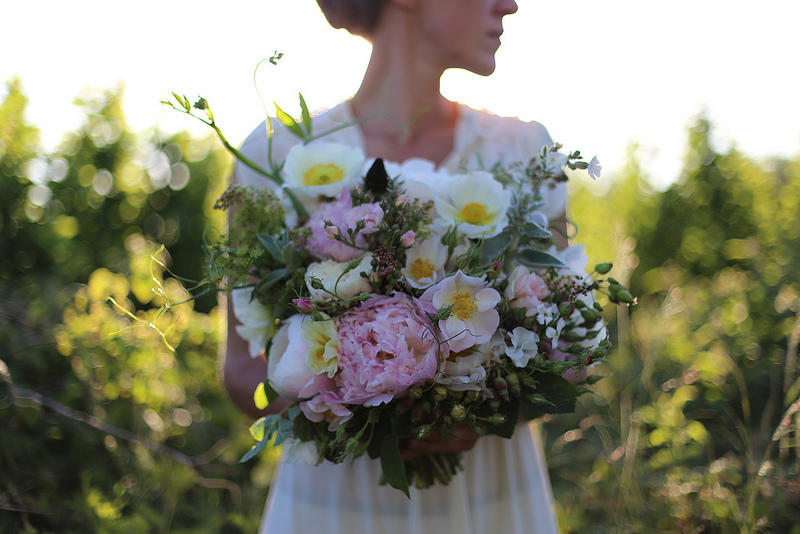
0, 79, 276, 533
550, 118, 800, 533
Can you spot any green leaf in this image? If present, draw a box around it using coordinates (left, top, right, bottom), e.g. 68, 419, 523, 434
274, 102, 305, 139
253, 383, 269, 410
257, 233, 284, 262
520, 374, 578, 420
255, 269, 290, 293
521, 222, 552, 239
299, 93, 312, 135
380, 433, 410, 498
272, 418, 295, 447
281, 243, 296, 265
263, 381, 281, 406
240, 436, 270, 463
516, 249, 569, 269
249, 417, 267, 441
480, 232, 512, 263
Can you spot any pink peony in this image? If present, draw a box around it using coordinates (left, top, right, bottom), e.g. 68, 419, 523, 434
305, 190, 384, 261
330, 292, 443, 406
505, 265, 551, 315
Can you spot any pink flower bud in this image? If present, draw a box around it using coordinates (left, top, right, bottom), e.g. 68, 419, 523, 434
395, 195, 407, 207
401, 230, 416, 248
325, 225, 340, 239
292, 298, 314, 313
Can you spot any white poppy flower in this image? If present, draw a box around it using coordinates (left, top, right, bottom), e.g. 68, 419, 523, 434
401, 237, 449, 290
232, 288, 276, 358
434, 170, 512, 238
283, 142, 365, 197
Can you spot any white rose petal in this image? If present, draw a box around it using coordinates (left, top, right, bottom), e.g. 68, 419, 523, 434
232, 288, 276, 358
305, 254, 373, 303
267, 315, 316, 401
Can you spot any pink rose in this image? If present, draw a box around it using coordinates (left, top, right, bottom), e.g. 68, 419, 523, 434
505, 265, 551, 314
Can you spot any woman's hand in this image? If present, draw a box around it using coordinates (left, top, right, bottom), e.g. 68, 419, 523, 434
399, 423, 480, 462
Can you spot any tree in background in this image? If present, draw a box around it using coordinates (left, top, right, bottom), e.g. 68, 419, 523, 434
550, 117, 800, 533
0, 79, 275, 533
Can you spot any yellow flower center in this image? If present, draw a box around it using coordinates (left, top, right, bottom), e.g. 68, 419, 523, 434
410, 258, 436, 280
452, 291, 478, 320
459, 202, 490, 225
303, 163, 345, 186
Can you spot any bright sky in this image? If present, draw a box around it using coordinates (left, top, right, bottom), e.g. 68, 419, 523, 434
2, 0, 799, 189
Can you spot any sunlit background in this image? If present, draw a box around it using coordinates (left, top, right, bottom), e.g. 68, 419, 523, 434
3, 0, 799, 189
4, 2, 800, 532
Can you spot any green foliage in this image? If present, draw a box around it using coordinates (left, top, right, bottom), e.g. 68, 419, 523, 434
0, 80, 274, 533
549, 116, 800, 533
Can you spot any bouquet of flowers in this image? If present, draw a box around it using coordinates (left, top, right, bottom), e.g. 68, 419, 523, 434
175, 94, 632, 496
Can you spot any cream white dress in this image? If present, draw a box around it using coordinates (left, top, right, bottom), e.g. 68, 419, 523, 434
233, 101, 565, 534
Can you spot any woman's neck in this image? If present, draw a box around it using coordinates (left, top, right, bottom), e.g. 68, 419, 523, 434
349, 8, 458, 165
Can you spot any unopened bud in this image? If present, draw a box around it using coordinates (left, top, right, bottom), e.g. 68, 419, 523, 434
487, 414, 507, 426
594, 262, 613, 275
401, 230, 416, 248
506, 374, 521, 396
415, 425, 431, 440
616, 289, 634, 304
325, 224, 340, 239
464, 390, 481, 404
432, 385, 448, 401
450, 404, 467, 421
292, 298, 314, 313
580, 308, 600, 322
395, 195, 407, 207
408, 386, 423, 400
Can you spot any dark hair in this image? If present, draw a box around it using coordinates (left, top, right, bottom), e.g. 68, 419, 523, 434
316, 0, 390, 38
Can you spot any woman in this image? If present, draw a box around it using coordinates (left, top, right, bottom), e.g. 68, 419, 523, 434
225, 0, 566, 532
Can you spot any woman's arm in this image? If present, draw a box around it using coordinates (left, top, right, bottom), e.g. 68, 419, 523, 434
222, 296, 290, 418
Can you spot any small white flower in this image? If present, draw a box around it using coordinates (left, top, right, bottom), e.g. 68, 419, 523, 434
434, 170, 512, 238
232, 288, 276, 358
543, 150, 568, 172
305, 254, 373, 303
505, 327, 540, 367
282, 438, 321, 465
587, 156, 602, 180
283, 142, 365, 197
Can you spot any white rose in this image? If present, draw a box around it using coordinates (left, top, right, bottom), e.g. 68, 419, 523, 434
267, 315, 316, 401
232, 288, 276, 358
305, 254, 373, 303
